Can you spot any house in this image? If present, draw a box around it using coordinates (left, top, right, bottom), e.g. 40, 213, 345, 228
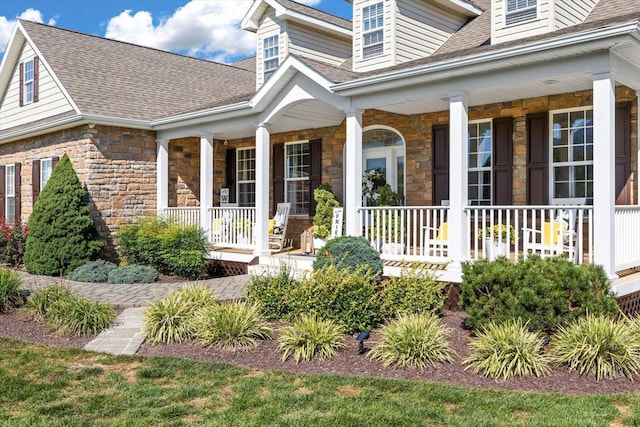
1, 0, 640, 295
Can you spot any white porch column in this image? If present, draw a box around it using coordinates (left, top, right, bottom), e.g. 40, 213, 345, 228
593, 73, 617, 279
200, 133, 214, 237
254, 123, 271, 255
448, 92, 469, 271
156, 139, 169, 214
344, 109, 363, 236
637, 91, 640, 206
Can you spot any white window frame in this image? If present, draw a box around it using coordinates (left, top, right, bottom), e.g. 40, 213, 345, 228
5, 164, 15, 224
468, 120, 493, 206
361, 125, 406, 204
23, 59, 34, 105
549, 107, 593, 205
41, 158, 53, 191
285, 140, 310, 216
505, 0, 537, 25
236, 147, 256, 208
263, 34, 279, 81
362, 2, 384, 59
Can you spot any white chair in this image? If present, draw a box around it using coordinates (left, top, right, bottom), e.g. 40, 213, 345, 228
268, 202, 291, 252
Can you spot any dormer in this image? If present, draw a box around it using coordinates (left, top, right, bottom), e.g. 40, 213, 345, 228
241, 0, 353, 89
352, 0, 482, 73
491, 0, 598, 45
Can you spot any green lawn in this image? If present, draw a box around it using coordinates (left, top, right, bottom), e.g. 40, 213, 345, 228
0, 338, 638, 426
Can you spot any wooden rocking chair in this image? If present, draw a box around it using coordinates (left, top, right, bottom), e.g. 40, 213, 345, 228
268, 202, 291, 252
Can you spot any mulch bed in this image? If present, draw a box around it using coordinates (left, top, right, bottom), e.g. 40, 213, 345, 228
3, 308, 640, 395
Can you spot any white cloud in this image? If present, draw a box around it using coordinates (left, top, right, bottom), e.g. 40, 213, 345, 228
105, 1, 257, 63
296, 0, 322, 5
0, 9, 56, 54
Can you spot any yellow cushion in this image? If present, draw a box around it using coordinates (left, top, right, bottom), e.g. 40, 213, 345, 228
543, 221, 567, 245
268, 219, 276, 234
212, 217, 225, 232
436, 222, 448, 241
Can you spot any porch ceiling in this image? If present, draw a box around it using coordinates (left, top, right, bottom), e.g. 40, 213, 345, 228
269, 99, 345, 134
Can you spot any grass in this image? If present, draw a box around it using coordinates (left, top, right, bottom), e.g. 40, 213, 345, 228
1, 338, 637, 426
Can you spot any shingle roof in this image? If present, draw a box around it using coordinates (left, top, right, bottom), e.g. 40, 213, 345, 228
20, 20, 256, 121
274, 0, 352, 30
297, 56, 359, 83
233, 56, 257, 72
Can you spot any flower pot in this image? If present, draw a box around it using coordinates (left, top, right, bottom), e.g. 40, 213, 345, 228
484, 239, 508, 260
313, 238, 326, 251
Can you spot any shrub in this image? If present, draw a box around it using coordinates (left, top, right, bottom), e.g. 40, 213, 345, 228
550, 314, 640, 380
108, 265, 158, 284
24, 285, 73, 319
69, 260, 118, 283
278, 314, 346, 363
0, 220, 27, 267
313, 236, 383, 282
116, 217, 209, 280
289, 264, 382, 334
247, 264, 298, 320
194, 301, 273, 350
463, 318, 550, 380
379, 264, 447, 319
368, 313, 454, 369
46, 296, 116, 336
0, 267, 23, 312
312, 185, 340, 239
459, 256, 618, 333
144, 285, 217, 344
24, 154, 102, 276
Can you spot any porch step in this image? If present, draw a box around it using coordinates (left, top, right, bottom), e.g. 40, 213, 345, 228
612, 271, 640, 297
210, 250, 256, 264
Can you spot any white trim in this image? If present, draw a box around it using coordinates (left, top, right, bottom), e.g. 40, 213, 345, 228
361, 125, 406, 202
284, 140, 311, 217
40, 157, 53, 191
236, 147, 257, 207
504, 0, 538, 26
467, 119, 493, 205
5, 164, 15, 224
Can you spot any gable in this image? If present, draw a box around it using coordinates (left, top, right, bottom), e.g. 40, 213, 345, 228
0, 35, 76, 134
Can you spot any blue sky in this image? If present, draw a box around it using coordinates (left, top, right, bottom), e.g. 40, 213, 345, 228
0, 0, 353, 64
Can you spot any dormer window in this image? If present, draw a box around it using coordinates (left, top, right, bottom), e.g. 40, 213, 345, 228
263, 35, 279, 81
506, 0, 537, 25
362, 2, 384, 59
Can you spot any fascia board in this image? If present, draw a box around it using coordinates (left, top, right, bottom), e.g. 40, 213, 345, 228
277, 10, 352, 38
151, 102, 253, 130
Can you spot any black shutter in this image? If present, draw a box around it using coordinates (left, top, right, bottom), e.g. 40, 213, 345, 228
225, 149, 236, 204
272, 143, 285, 212
526, 113, 549, 205
33, 56, 39, 103
0, 166, 5, 220
14, 163, 21, 221
19, 62, 24, 107
309, 139, 322, 216
493, 117, 513, 205
52, 156, 59, 169
432, 124, 449, 206
32, 160, 40, 205
615, 102, 631, 205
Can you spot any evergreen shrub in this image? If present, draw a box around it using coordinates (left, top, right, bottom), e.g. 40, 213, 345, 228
247, 264, 299, 320
69, 260, 118, 283
379, 264, 447, 319
24, 154, 102, 276
313, 236, 383, 282
459, 256, 619, 333
312, 184, 340, 239
107, 265, 158, 284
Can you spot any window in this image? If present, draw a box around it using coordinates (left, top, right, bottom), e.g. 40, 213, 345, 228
263, 35, 279, 81
468, 121, 492, 205
40, 158, 53, 191
550, 108, 593, 204
362, 127, 405, 204
285, 142, 310, 215
5, 165, 15, 224
506, 0, 537, 25
23, 59, 34, 104
362, 2, 384, 59
237, 148, 255, 207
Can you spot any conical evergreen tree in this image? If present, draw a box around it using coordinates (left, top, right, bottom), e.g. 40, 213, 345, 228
24, 154, 102, 275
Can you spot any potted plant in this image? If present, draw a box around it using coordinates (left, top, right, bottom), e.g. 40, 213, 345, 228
362, 169, 403, 254
312, 184, 340, 250
478, 224, 516, 259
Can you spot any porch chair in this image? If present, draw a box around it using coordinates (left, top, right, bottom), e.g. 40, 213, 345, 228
522, 198, 586, 262
268, 202, 291, 252
424, 222, 448, 257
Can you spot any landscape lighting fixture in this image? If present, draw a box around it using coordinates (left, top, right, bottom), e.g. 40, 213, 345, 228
356, 331, 370, 355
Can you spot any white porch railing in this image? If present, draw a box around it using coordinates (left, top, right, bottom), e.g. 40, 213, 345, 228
359, 205, 593, 265
208, 207, 256, 249
465, 205, 593, 264
615, 206, 640, 271
359, 206, 450, 262
163, 207, 200, 226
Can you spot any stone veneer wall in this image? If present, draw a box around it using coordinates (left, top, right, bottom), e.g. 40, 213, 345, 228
214, 86, 637, 248
168, 137, 200, 207
0, 124, 157, 260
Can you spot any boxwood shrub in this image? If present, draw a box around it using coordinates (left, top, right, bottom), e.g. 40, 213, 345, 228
459, 255, 618, 333
246, 264, 299, 320
379, 264, 447, 319
313, 236, 383, 282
